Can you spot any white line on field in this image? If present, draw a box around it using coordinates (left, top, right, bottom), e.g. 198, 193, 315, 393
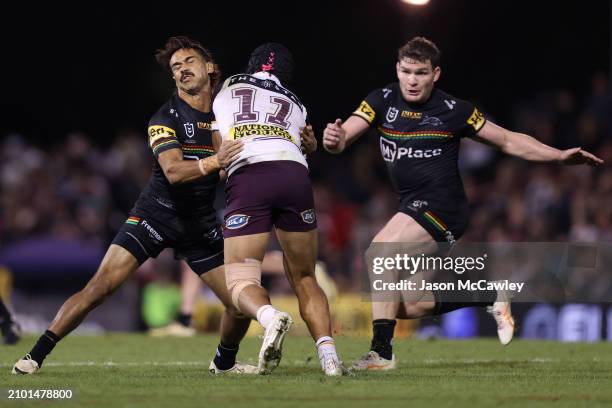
0, 358, 562, 368
422, 358, 560, 364
0, 361, 212, 367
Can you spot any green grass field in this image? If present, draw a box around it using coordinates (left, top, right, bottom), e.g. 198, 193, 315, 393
1, 334, 611, 408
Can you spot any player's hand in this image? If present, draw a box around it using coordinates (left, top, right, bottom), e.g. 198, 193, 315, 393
323, 119, 346, 154
217, 139, 243, 168
300, 125, 318, 155
559, 147, 603, 166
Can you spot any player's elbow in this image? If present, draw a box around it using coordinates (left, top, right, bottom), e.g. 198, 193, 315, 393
163, 165, 185, 185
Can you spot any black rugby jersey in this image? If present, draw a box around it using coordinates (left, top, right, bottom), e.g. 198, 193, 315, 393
352, 84, 486, 205
140, 93, 219, 215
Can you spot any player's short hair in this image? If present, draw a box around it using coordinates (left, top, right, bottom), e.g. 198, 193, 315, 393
155, 36, 221, 90
398, 37, 441, 68
246, 43, 294, 85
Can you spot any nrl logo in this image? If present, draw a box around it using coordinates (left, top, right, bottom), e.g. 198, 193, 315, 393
184, 123, 195, 138
386, 107, 399, 123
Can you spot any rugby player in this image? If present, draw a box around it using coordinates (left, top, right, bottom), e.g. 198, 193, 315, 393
213, 43, 345, 376
322, 37, 603, 370
12, 36, 255, 375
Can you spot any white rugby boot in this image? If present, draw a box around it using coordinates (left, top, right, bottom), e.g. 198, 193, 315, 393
319, 350, 349, 376
487, 287, 515, 345
208, 360, 258, 374
12, 354, 40, 375
257, 311, 293, 375
352, 351, 397, 371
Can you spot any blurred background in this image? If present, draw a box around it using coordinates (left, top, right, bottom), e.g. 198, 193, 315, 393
0, 0, 610, 342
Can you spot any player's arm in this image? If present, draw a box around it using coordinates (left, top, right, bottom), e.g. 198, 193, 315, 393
158, 148, 216, 184
471, 121, 603, 166
212, 130, 235, 180
322, 116, 370, 154
324, 89, 383, 154
300, 125, 318, 155
157, 138, 242, 185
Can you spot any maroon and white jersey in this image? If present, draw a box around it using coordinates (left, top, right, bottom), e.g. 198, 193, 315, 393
213, 72, 308, 175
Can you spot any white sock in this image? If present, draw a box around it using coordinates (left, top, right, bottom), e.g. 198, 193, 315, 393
316, 336, 339, 368
256, 305, 278, 329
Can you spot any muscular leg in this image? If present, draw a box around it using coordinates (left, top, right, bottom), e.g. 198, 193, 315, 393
49, 244, 139, 337
224, 232, 271, 318
275, 227, 342, 374
275, 228, 330, 341
24, 244, 139, 369
358, 213, 436, 366
199, 264, 253, 371
371, 212, 437, 321
199, 265, 251, 347
225, 232, 299, 374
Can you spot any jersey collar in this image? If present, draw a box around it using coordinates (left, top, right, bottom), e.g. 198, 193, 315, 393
251, 71, 282, 85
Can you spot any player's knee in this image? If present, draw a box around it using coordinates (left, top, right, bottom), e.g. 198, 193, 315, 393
225, 304, 248, 320
82, 279, 113, 307
225, 260, 262, 310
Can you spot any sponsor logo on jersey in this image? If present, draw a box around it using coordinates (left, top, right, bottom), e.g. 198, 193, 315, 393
184, 123, 195, 138
197, 122, 212, 130
225, 214, 250, 229
401, 110, 422, 119
230, 124, 295, 143
148, 126, 178, 151
382, 88, 392, 98
418, 115, 443, 126
380, 138, 442, 162
141, 220, 163, 242
380, 138, 397, 161
354, 100, 375, 123
300, 209, 316, 224
386, 107, 399, 122
148, 125, 176, 139
444, 99, 456, 110
467, 108, 485, 131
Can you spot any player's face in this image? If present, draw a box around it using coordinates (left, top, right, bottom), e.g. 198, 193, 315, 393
170, 48, 214, 94
396, 58, 440, 103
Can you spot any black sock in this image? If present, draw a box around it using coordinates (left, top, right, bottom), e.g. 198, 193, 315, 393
370, 319, 396, 360
213, 343, 239, 370
28, 330, 60, 367
176, 313, 192, 327
433, 287, 497, 315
